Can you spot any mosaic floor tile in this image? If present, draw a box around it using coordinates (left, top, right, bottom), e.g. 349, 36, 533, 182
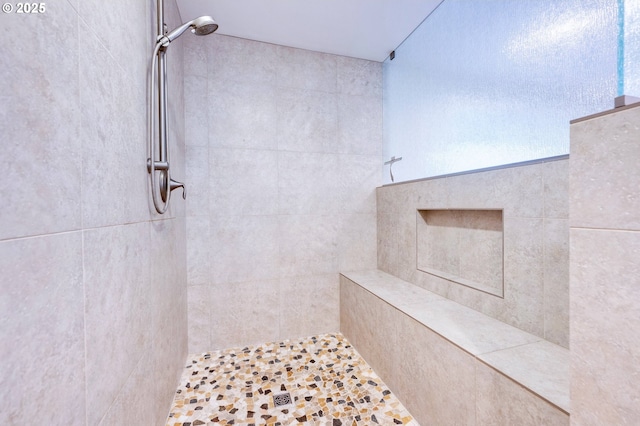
166, 333, 419, 425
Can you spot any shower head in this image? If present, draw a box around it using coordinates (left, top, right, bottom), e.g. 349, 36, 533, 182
158, 15, 218, 46
191, 16, 218, 36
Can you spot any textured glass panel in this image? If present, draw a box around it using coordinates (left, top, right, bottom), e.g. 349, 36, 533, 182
383, 0, 617, 184
625, 0, 640, 94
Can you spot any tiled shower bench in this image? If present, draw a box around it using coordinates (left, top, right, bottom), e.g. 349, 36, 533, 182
340, 269, 569, 425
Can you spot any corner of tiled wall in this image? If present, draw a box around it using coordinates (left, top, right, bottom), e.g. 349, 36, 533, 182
570, 105, 640, 425
184, 34, 382, 353
0, 0, 188, 424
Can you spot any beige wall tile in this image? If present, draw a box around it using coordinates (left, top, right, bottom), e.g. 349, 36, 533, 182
79, 21, 149, 227
544, 219, 570, 348
571, 228, 640, 425
278, 214, 339, 277
187, 285, 211, 355
570, 106, 640, 230
340, 281, 399, 384
0, 1, 81, 240
278, 151, 341, 215
277, 88, 338, 153
83, 222, 152, 425
0, 233, 85, 424
210, 148, 279, 216
478, 340, 570, 413
338, 93, 383, 156
377, 159, 569, 342
210, 215, 281, 283
394, 312, 477, 425
276, 46, 337, 92
279, 274, 340, 340
337, 213, 378, 272
543, 159, 570, 219
336, 56, 382, 97
476, 361, 569, 425
184, 74, 209, 147
208, 79, 279, 150
208, 34, 279, 86
186, 34, 381, 355
210, 279, 280, 350
2, 1, 189, 424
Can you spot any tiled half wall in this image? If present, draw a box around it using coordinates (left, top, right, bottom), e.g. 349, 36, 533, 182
377, 158, 570, 348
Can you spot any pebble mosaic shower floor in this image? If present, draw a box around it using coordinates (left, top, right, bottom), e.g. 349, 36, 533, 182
166, 333, 418, 425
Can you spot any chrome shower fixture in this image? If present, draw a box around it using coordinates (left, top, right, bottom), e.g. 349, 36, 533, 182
148, 1, 218, 214
157, 15, 218, 47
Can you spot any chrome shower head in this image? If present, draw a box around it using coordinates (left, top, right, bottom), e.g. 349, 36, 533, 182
158, 15, 218, 46
191, 16, 218, 36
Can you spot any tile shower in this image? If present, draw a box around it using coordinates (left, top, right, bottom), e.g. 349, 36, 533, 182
2, 0, 638, 425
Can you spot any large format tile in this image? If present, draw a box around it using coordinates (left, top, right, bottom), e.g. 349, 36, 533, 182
571, 228, 640, 425
337, 93, 382, 156
394, 311, 476, 425
187, 284, 211, 354
184, 74, 209, 148
277, 151, 341, 215
543, 218, 570, 348
209, 279, 280, 350
499, 217, 545, 335
208, 79, 278, 150
276, 46, 337, 93
405, 300, 541, 356
336, 56, 382, 98
337, 213, 377, 272
543, 159, 569, 219
185, 145, 210, 215
276, 88, 338, 153
570, 106, 640, 230
278, 274, 340, 340
340, 282, 399, 384
209, 148, 279, 216
0, 233, 85, 424
83, 222, 152, 425
0, 2, 81, 240
78, 0, 148, 84
338, 154, 379, 214
209, 215, 280, 284
186, 216, 211, 287
476, 361, 569, 425
99, 356, 156, 426
150, 217, 188, 418
445, 163, 544, 218
478, 340, 570, 413
79, 22, 149, 227
208, 34, 279, 86
278, 214, 339, 277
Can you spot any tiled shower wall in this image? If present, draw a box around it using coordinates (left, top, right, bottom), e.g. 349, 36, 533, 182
377, 158, 570, 348
0, 1, 187, 424
184, 35, 382, 352
570, 105, 640, 424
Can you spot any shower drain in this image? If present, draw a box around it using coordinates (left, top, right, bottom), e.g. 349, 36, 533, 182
273, 392, 292, 407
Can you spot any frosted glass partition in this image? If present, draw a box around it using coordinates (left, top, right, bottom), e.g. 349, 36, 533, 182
624, 0, 640, 95
383, 0, 619, 184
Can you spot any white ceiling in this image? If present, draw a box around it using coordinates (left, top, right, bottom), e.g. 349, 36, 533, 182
175, 0, 443, 62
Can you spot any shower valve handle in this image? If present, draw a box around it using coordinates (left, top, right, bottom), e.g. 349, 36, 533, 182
169, 178, 187, 200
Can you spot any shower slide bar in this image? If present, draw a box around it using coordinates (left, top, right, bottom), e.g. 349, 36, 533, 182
147, 0, 218, 214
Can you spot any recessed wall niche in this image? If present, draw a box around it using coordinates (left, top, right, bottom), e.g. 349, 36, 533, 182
416, 209, 504, 297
